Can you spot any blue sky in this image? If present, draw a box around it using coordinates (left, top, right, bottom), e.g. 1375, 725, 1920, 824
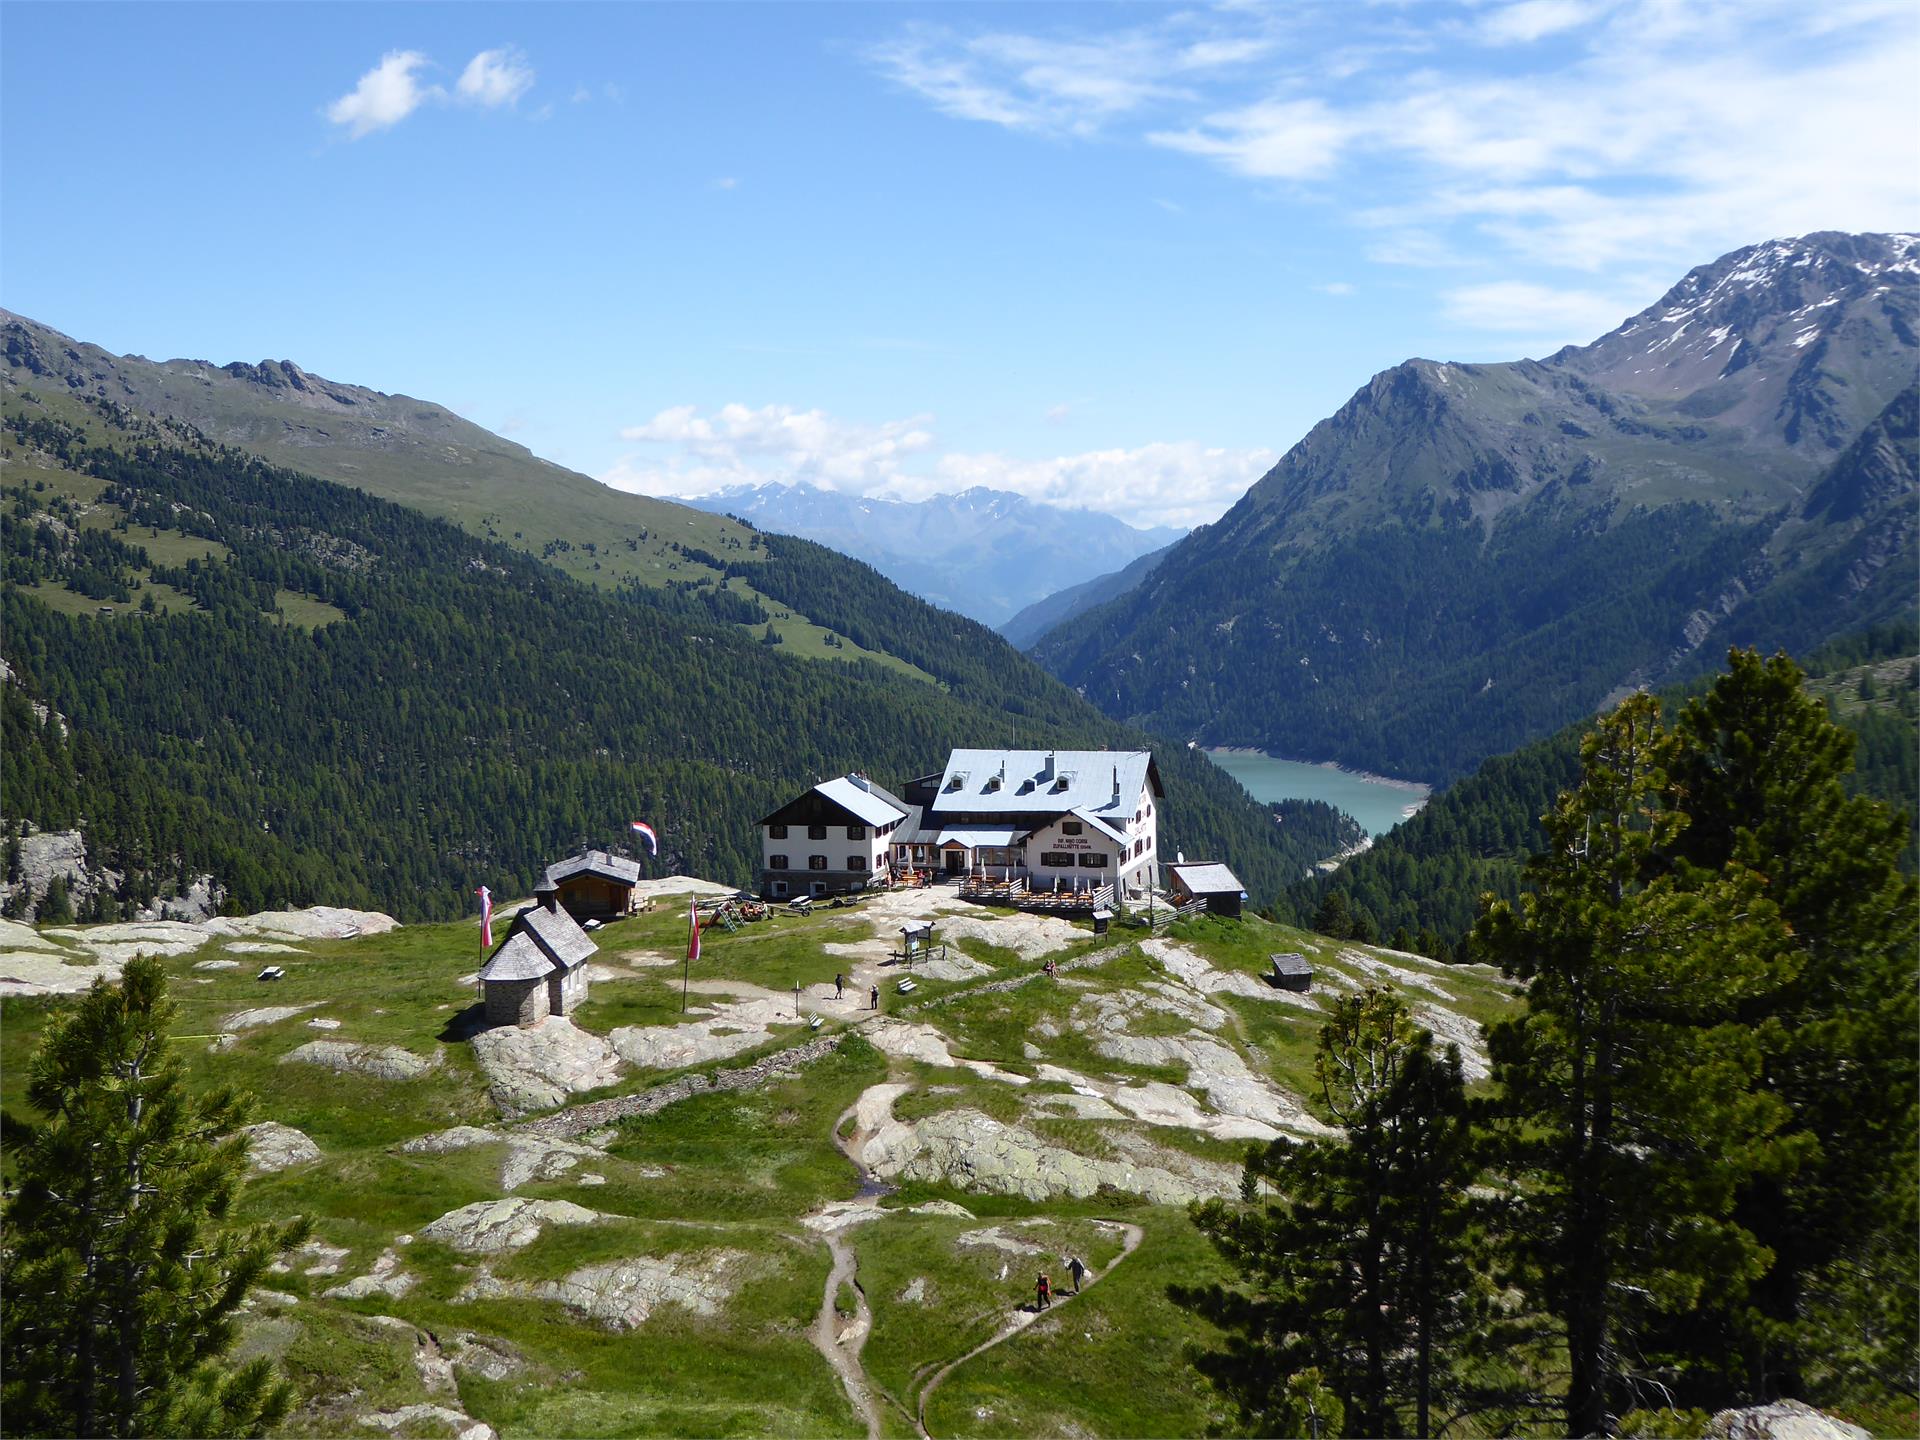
4, 1, 1916, 527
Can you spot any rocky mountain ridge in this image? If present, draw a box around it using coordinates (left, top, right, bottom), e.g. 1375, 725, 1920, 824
1033, 232, 1919, 781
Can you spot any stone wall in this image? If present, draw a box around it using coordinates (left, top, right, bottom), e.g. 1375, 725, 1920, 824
486, 976, 547, 1029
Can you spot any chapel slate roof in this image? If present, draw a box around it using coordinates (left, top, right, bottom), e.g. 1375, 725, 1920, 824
477, 902, 598, 983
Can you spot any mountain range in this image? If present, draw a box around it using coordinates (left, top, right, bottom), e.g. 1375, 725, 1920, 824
683, 481, 1182, 629
1031, 231, 1919, 782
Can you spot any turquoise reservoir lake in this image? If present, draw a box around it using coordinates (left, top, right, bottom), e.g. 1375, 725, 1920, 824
1203, 751, 1431, 837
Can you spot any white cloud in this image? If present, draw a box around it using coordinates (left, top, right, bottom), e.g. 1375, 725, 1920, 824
457, 47, 535, 108
602, 402, 1271, 528
326, 46, 538, 138
1150, 97, 1354, 180
1312, 281, 1355, 296
867, 13, 1281, 138
1438, 279, 1646, 342
326, 50, 437, 139
1476, 0, 1598, 46
867, 0, 1920, 327
712, 176, 740, 190
1044, 403, 1072, 423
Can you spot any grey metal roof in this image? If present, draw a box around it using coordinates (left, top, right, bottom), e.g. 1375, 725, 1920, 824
543, 849, 642, 887
888, 802, 936, 845
1170, 862, 1245, 896
1270, 952, 1312, 976
479, 933, 554, 982
929, 750, 1154, 819
816, 776, 908, 828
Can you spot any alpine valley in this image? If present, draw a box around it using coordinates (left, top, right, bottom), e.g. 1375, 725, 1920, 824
0, 315, 1310, 921
1030, 232, 1920, 783
683, 482, 1183, 629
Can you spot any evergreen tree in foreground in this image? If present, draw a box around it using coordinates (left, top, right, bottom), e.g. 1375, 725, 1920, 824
1657, 650, 1919, 1405
1176, 988, 1482, 1437
1474, 692, 1797, 1436
1, 956, 307, 1437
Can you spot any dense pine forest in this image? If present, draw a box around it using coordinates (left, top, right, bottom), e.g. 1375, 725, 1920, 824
0, 400, 1317, 919
1283, 620, 1919, 955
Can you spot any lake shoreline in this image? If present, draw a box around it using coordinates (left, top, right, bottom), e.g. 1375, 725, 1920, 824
1204, 747, 1434, 796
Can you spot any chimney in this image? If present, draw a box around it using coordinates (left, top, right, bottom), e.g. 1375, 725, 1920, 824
1041, 751, 1055, 781
1112, 765, 1121, 805
849, 773, 872, 793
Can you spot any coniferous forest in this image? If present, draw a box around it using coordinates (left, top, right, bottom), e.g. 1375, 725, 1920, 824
1, 401, 1326, 918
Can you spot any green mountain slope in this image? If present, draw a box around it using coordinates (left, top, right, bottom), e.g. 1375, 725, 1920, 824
1034, 232, 1920, 782
0, 310, 759, 594
1, 394, 1320, 917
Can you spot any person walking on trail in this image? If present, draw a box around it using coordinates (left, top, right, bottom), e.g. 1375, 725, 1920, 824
1036, 1273, 1052, 1310
1067, 1256, 1086, 1293
870, 983, 880, 1011
835, 972, 845, 999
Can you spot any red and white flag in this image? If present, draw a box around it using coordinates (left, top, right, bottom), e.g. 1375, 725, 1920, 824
476, 885, 494, 948
629, 820, 658, 856
687, 895, 701, 964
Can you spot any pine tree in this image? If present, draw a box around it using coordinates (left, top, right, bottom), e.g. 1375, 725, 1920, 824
1312, 889, 1354, 940
40, 871, 73, 923
1177, 988, 1482, 1437
1, 955, 307, 1437
1659, 649, 1919, 1402
1474, 693, 1796, 1435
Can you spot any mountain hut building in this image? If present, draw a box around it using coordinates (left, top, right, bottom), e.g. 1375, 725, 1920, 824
757, 749, 1164, 905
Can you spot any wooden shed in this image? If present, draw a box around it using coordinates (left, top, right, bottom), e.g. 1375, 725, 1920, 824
542, 850, 644, 922
1268, 952, 1313, 993
477, 896, 598, 1027
1167, 861, 1248, 918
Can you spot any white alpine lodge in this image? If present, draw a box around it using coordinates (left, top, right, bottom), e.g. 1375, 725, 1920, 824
757, 748, 1168, 912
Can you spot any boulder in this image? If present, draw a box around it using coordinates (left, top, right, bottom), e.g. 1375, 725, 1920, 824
1705, 1402, 1872, 1440
242, 1121, 322, 1173
419, 1198, 601, 1254
323, 1249, 416, 1300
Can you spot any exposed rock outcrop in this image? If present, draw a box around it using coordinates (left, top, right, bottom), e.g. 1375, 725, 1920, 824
419, 1198, 601, 1254
460, 1250, 747, 1331
470, 1017, 624, 1117
282, 1040, 438, 1081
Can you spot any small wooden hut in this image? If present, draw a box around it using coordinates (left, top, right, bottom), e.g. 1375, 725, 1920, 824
1167, 861, 1247, 918
1268, 952, 1312, 993
542, 850, 644, 922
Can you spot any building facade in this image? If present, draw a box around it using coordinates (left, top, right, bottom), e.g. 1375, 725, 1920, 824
756, 774, 910, 899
